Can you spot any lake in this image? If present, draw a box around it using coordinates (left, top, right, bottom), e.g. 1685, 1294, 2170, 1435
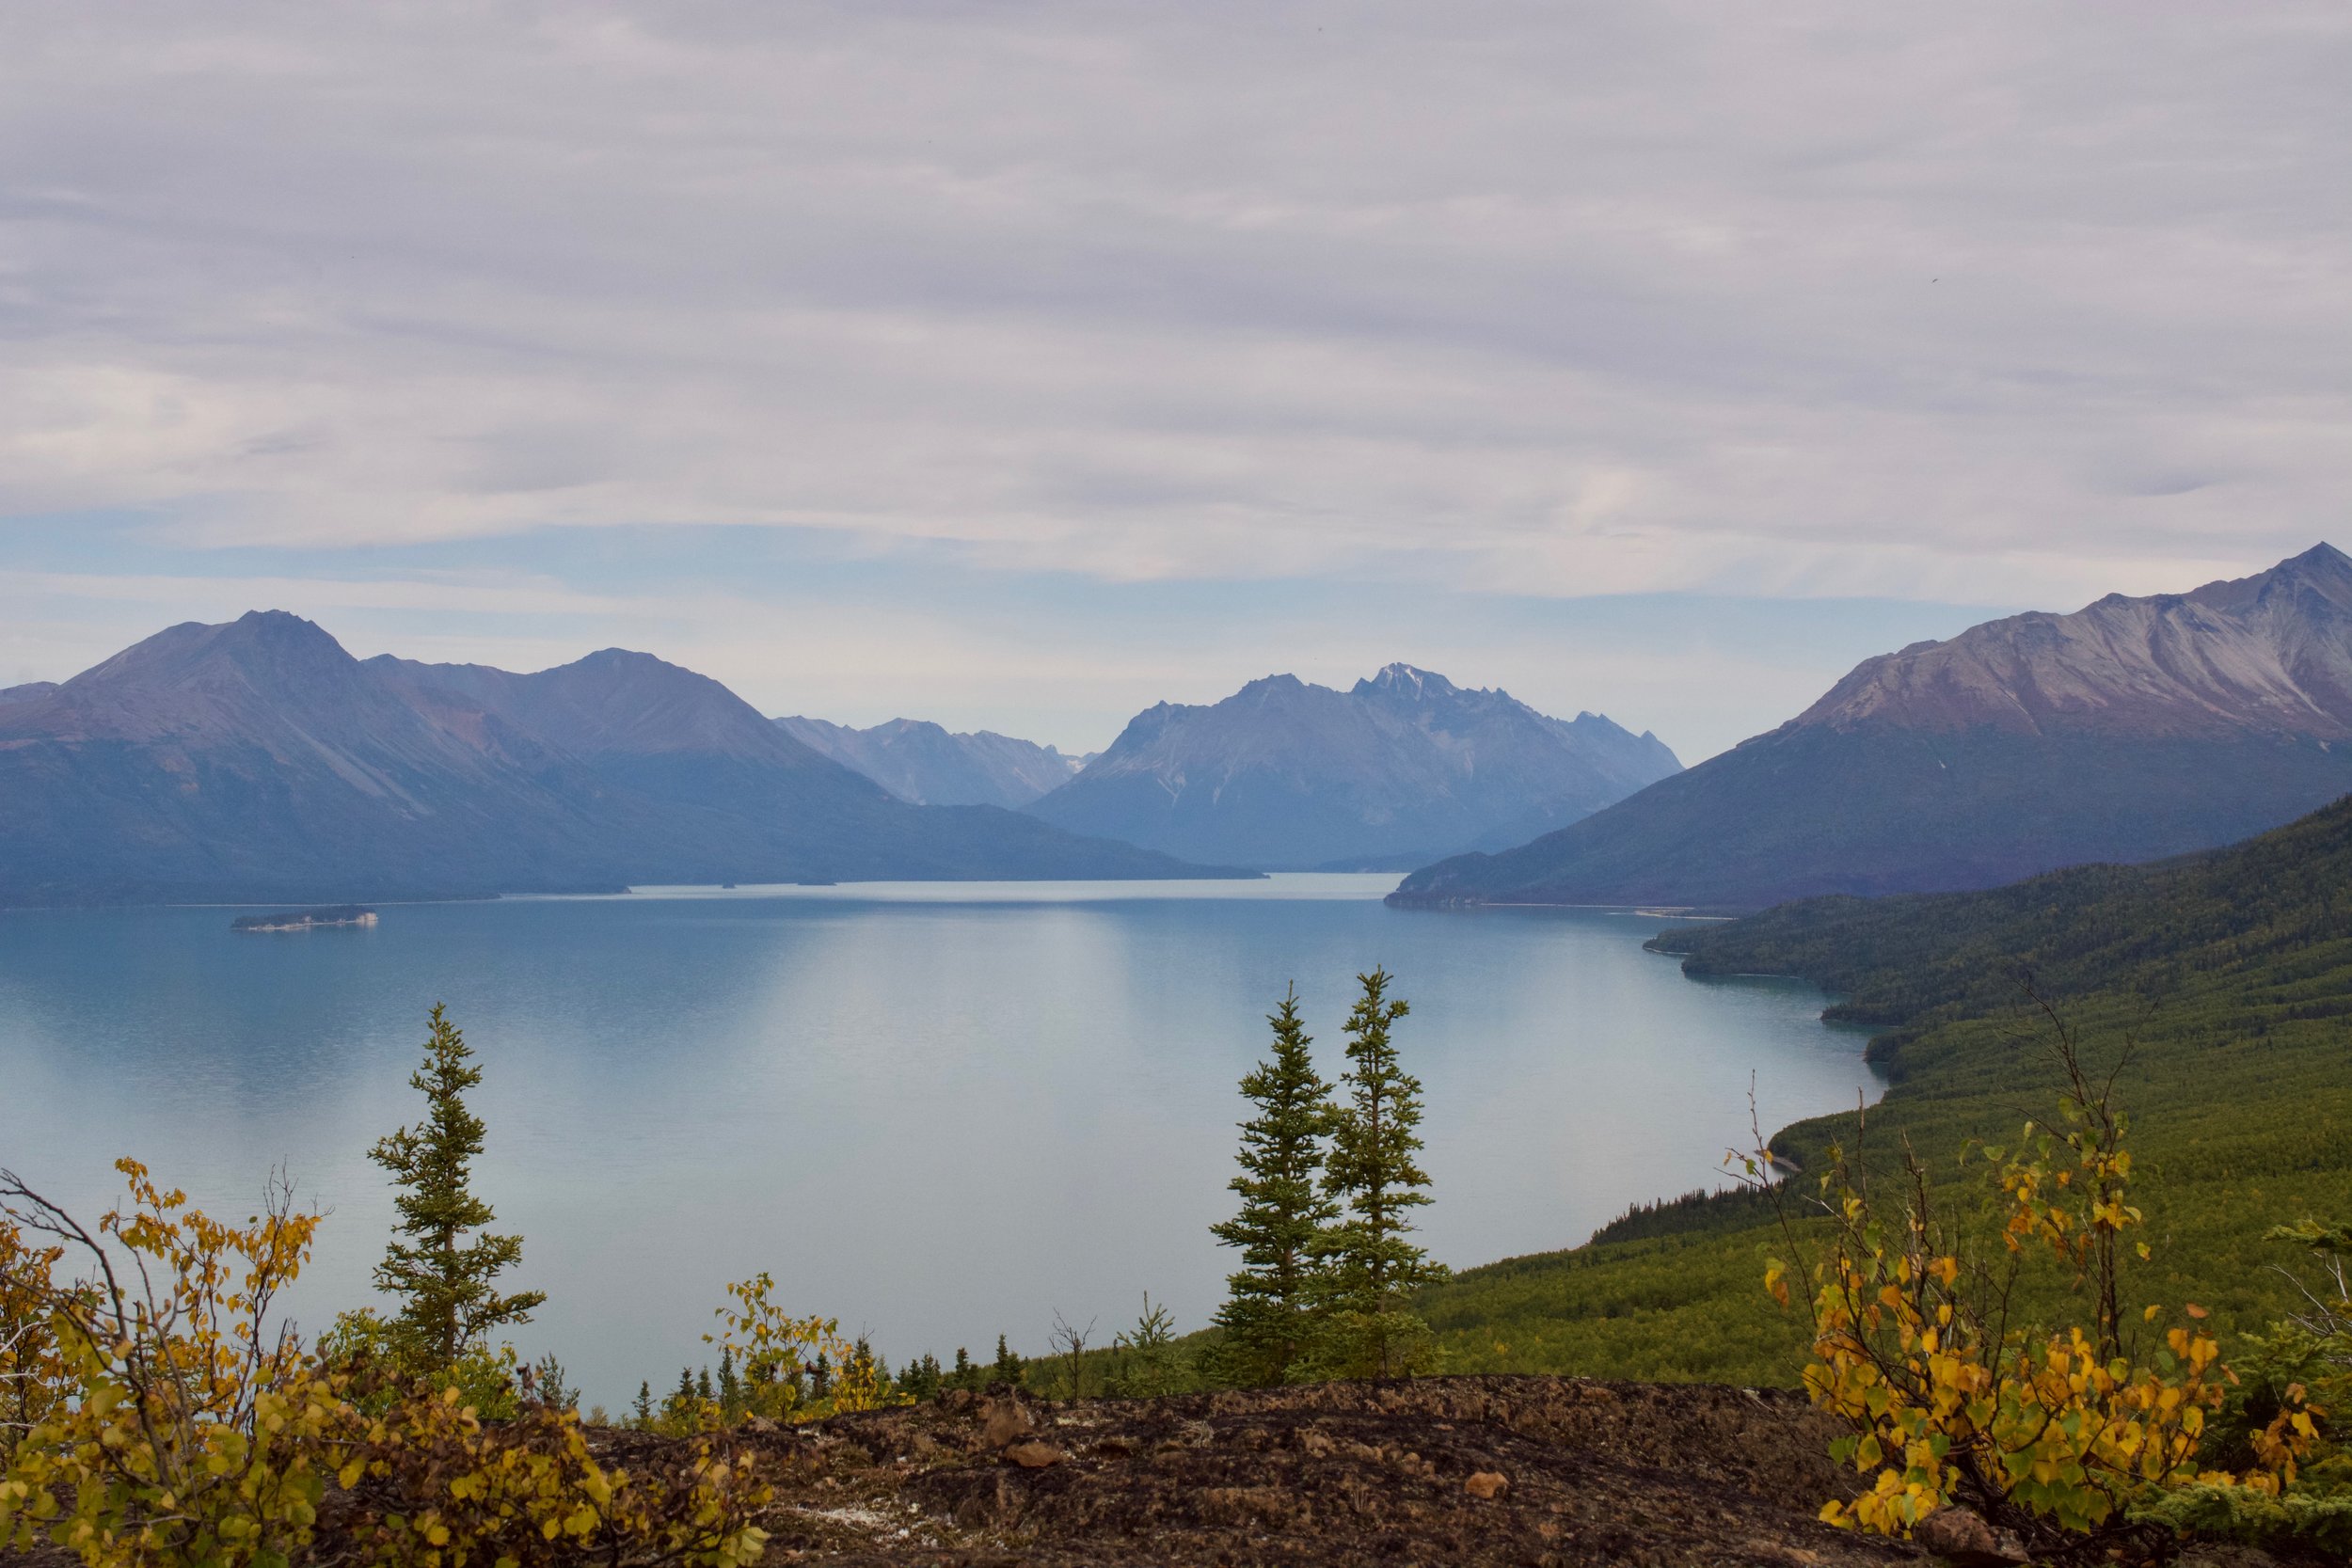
0, 875, 1879, 1406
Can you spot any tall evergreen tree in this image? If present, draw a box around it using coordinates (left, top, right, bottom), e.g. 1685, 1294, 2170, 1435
1312, 968, 1447, 1378
369, 1004, 545, 1371
1209, 987, 1340, 1386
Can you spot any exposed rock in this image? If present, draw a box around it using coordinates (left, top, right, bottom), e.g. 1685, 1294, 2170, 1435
1911, 1506, 2029, 1564
978, 1396, 1035, 1448
1464, 1469, 1509, 1499
1003, 1440, 1065, 1470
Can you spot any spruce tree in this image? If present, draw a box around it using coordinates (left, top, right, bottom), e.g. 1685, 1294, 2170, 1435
716, 1348, 742, 1416
1311, 968, 1448, 1378
1209, 986, 1340, 1386
369, 1004, 546, 1371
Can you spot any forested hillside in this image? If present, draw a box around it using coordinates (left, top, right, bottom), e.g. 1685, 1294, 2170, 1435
1657, 792, 2352, 1035
1418, 793, 2352, 1384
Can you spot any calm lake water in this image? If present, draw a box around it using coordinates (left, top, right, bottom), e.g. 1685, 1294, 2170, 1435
0, 875, 1878, 1405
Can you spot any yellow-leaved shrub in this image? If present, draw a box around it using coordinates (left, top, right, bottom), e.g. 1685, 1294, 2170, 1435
0, 1216, 72, 1459
700, 1272, 901, 1425
0, 1161, 771, 1568
1747, 1006, 2318, 1550
334, 1382, 768, 1567
0, 1160, 352, 1566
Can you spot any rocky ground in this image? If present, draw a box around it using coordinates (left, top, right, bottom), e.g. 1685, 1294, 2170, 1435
696, 1375, 1922, 1566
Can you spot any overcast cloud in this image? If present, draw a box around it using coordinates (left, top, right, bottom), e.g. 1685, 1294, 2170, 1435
1, 3, 2345, 755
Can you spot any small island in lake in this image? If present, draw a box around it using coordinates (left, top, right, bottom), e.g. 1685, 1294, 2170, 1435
230, 904, 378, 932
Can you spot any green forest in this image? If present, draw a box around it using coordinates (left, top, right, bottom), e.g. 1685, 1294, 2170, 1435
1415, 796, 2352, 1384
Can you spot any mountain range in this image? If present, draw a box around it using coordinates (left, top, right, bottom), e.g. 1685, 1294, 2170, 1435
774, 716, 1079, 809
1023, 664, 1681, 870
0, 612, 1228, 906
1391, 543, 2352, 910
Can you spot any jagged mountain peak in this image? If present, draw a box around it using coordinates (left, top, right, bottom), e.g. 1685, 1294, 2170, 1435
1796, 545, 2352, 740
78, 610, 356, 687
1234, 673, 1311, 698
1027, 667, 1679, 869
774, 714, 1076, 808
572, 645, 690, 674
4, 610, 405, 750
1354, 662, 1465, 701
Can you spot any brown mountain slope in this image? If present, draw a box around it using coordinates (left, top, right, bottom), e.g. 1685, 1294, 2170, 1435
0, 613, 1227, 906
1393, 545, 2352, 911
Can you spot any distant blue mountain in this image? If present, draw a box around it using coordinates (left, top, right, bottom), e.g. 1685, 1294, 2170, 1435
1024, 664, 1680, 870
775, 716, 1078, 809
0, 612, 1232, 906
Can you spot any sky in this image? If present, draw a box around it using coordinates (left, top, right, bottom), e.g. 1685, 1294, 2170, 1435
1, 3, 2344, 761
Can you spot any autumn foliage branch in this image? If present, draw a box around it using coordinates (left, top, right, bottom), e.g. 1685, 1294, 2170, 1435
1738, 992, 2318, 1553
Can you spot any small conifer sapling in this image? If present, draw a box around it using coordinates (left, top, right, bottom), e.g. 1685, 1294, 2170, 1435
1312, 968, 1448, 1378
369, 1004, 546, 1372
1210, 986, 1340, 1386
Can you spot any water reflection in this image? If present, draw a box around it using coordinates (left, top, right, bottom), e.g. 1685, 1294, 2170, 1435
0, 878, 1881, 1405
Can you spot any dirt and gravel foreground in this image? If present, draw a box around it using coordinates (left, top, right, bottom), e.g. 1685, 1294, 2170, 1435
718, 1374, 1917, 1567
2, 1375, 2313, 1566
713, 1374, 2325, 1567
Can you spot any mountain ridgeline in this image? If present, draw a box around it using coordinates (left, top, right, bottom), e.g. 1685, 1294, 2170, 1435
1024, 664, 1680, 871
0, 612, 1232, 906
1392, 544, 2352, 910
774, 716, 1080, 809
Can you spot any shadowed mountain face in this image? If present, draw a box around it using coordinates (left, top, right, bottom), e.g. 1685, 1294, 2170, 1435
1023, 664, 1680, 871
774, 716, 1077, 808
0, 613, 1229, 906
1392, 545, 2352, 911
